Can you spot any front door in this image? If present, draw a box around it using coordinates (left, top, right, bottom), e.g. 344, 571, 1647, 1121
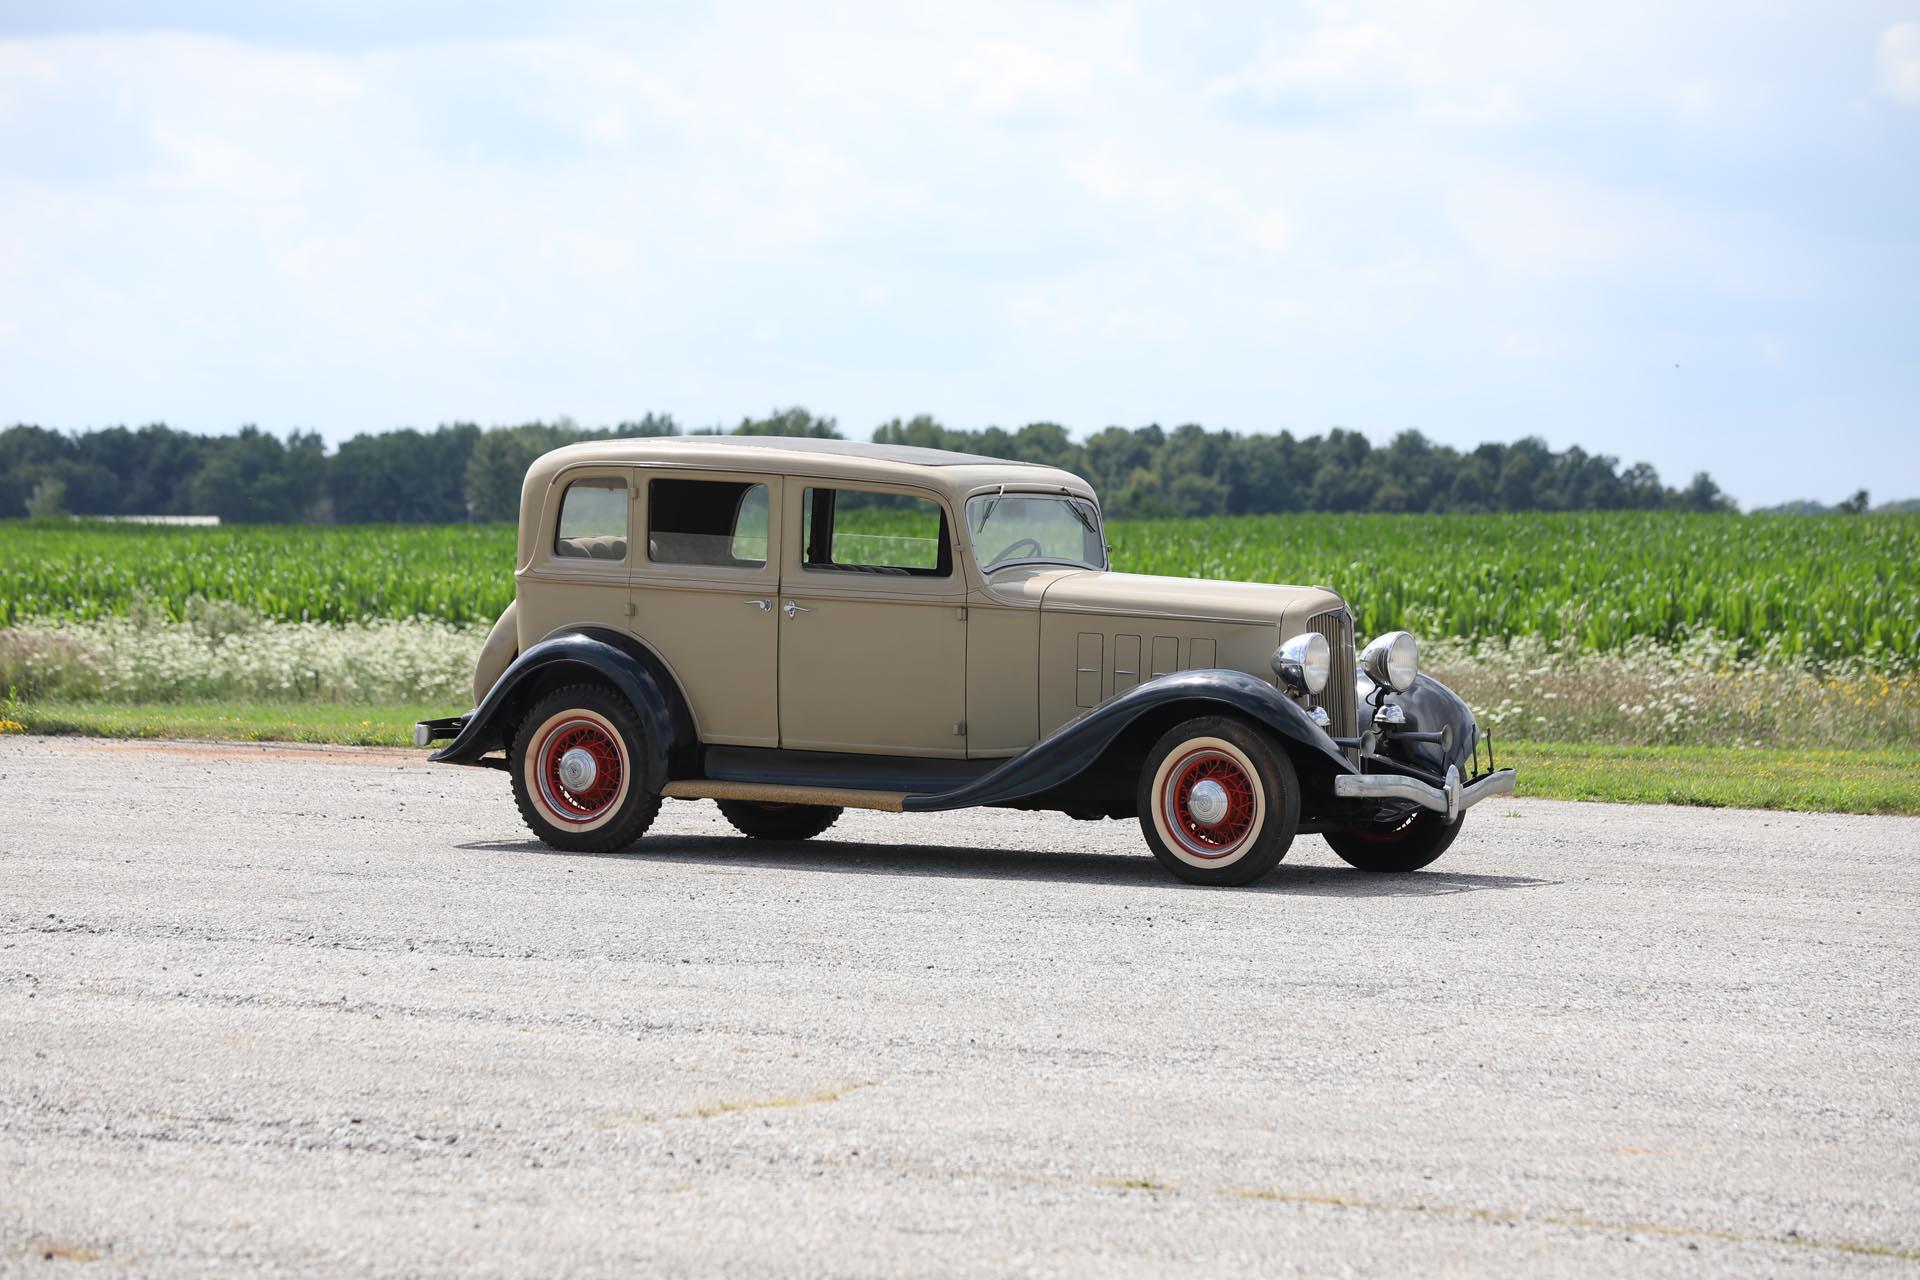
630, 471, 783, 748
777, 483, 968, 757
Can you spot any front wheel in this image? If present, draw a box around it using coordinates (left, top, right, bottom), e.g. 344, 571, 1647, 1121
1324, 809, 1462, 873
510, 684, 661, 853
1136, 716, 1299, 886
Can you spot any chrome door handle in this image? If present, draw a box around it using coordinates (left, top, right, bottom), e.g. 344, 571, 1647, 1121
745, 598, 772, 611
783, 600, 811, 619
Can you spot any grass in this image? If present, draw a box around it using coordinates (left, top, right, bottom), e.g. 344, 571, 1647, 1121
7, 701, 1916, 815
1495, 741, 1920, 815
2, 699, 440, 746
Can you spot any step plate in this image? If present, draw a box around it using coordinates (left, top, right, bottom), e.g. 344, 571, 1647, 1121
661, 780, 909, 812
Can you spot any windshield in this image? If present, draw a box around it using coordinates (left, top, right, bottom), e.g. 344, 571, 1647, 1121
966, 492, 1107, 572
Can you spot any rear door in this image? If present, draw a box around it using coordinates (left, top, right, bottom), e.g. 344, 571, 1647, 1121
777, 483, 968, 757
631, 471, 782, 748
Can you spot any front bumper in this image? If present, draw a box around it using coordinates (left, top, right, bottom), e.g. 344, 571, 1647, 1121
1333, 765, 1516, 823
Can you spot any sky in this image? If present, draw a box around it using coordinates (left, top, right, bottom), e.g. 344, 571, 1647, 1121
1, 2, 1917, 507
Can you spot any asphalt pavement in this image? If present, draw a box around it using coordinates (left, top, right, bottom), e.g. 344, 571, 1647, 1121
3, 736, 1918, 1276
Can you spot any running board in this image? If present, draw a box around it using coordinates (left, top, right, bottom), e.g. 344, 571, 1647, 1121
660, 780, 909, 813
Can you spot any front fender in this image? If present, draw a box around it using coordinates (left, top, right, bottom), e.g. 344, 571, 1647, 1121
1366, 672, 1481, 781
904, 669, 1353, 813
430, 628, 696, 789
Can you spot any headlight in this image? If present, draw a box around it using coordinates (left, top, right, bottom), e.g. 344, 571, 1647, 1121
1360, 630, 1418, 692
1271, 631, 1331, 696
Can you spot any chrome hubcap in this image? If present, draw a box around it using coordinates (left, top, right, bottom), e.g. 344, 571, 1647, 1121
1187, 779, 1230, 827
556, 747, 599, 793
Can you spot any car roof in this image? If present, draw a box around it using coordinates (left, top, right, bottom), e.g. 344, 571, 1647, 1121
527, 435, 1097, 505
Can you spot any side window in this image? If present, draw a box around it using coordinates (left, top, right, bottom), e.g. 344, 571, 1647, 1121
801, 487, 951, 577
648, 478, 771, 568
554, 477, 628, 561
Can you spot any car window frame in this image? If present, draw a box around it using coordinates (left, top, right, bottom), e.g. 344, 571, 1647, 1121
643, 473, 777, 573
630, 466, 783, 587
798, 483, 955, 579
963, 488, 1109, 575
538, 467, 634, 576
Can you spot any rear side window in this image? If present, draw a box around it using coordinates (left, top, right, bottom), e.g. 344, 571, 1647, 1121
554, 477, 628, 561
648, 478, 771, 568
801, 487, 951, 577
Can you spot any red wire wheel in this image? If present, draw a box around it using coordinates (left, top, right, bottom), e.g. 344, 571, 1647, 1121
1137, 717, 1297, 886
531, 711, 628, 825
1155, 742, 1263, 861
509, 685, 660, 854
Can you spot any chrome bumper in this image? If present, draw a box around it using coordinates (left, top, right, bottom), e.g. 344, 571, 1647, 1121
1333, 765, 1517, 822
412, 713, 469, 749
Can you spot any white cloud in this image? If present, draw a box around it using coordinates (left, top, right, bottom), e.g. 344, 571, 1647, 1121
955, 39, 1096, 119
1445, 175, 1647, 278
1879, 21, 1920, 104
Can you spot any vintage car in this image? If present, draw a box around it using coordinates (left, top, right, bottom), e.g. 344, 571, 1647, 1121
416, 436, 1514, 886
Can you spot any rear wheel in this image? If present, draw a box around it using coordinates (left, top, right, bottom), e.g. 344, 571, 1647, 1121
1136, 716, 1298, 886
510, 684, 661, 853
1324, 808, 1462, 872
716, 800, 842, 841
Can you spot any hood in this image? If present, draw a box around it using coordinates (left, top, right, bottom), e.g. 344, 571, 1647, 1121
1039, 570, 1345, 635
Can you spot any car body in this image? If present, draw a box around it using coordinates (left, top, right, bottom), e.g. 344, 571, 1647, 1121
417, 436, 1514, 885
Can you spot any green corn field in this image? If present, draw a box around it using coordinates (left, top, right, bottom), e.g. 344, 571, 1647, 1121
2, 513, 1915, 664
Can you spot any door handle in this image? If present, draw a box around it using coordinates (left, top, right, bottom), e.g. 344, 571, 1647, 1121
745, 598, 772, 611
783, 600, 811, 619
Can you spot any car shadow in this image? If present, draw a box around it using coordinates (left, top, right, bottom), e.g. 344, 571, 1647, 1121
453, 835, 1557, 898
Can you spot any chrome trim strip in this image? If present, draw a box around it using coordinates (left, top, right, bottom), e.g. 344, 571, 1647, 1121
1333, 766, 1516, 821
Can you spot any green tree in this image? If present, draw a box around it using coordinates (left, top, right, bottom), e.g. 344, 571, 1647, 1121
733, 407, 840, 438
329, 425, 481, 523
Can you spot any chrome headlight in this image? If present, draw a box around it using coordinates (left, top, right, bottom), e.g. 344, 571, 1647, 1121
1360, 630, 1418, 692
1271, 631, 1331, 697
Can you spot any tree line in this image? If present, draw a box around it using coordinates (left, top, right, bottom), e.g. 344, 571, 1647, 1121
0, 408, 1738, 523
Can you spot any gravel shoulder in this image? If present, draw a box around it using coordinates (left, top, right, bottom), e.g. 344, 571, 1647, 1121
3, 737, 1918, 1276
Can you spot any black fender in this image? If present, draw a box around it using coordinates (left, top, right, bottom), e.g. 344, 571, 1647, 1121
904, 669, 1354, 813
1363, 672, 1480, 783
429, 627, 697, 789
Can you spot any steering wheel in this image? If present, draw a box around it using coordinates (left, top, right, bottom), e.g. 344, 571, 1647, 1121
985, 536, 1044, 569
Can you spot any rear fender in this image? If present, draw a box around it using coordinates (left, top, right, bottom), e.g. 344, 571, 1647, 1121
430, 628, 696, 789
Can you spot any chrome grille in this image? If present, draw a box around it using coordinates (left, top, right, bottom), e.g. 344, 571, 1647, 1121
1308, 609, 1357, 761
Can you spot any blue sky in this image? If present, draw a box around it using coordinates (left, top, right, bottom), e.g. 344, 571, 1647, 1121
2, 1, 1916, 506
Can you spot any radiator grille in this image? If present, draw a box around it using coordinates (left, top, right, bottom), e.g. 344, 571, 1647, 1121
1308, 609, 1358, 760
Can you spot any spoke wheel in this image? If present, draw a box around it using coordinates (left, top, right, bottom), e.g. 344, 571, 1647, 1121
1160, 748, 1260, 860
1137, 716, 1298, 886
536, 717, 625, 823
510, 685, 661, 853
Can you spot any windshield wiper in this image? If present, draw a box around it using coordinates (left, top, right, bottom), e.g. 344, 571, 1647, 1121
976, 483, 1006, 530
